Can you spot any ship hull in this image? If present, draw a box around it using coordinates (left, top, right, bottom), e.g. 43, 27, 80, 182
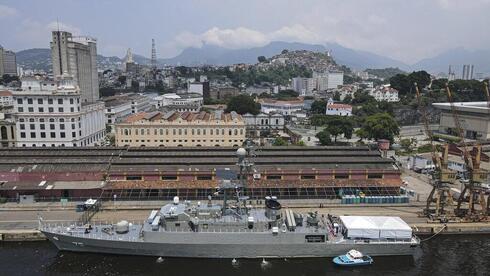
42, 231, 418, 258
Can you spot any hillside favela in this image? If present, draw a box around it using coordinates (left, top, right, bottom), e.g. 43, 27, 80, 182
0, 1, 489, 275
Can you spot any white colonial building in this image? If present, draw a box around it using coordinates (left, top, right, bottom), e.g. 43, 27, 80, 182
369, 85, 399, 102
325, 98, 352, 116
12, 77, 105, 147
242, 112, 285, 137
152, 93, 203, 108
259, 98, 305, 116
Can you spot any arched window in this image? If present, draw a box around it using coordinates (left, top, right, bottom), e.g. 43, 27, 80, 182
0, 126, 7, 140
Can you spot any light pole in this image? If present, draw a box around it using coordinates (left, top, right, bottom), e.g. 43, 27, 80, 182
113, 194, 117, 211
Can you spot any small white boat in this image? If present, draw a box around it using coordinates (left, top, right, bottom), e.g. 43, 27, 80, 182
333, 250, 373, 266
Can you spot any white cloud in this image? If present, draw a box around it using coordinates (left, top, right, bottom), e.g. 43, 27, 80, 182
0, 4, 17, 18
163, 24, 324, 58
14, 19, 82, 48
46, 21, 81, 35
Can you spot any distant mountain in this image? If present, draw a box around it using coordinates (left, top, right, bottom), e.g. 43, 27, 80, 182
412, 47, 490, 75
160, 41, 325, 66
20, 43, 489, 75
322, 42, 409, 71
159, 41, 409, 70
16, 48, 126, 71
16, 48, 52, 71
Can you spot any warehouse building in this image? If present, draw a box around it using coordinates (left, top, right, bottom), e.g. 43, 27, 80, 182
0, 146, 402, 202
433, 101, 490, 140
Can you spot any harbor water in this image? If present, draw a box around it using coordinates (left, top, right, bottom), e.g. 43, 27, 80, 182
0, 235, 489, 276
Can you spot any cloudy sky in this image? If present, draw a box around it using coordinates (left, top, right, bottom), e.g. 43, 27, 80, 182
1, 0, 489, 64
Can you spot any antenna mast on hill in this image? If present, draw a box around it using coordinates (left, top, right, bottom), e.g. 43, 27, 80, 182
151, 39, 157, 69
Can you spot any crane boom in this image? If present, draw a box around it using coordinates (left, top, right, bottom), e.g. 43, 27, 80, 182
414, 83, 441, 169
444, 84, 473, 170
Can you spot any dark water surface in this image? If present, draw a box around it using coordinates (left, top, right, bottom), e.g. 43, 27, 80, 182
0, 235, 489, 276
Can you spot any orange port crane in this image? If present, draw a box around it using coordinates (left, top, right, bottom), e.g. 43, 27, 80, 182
444, 84, 487, 220
414, 83, 455, 218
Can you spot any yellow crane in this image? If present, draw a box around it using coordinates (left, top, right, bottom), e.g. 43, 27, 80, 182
414, 83, 455, 218
445, 84, 487, 220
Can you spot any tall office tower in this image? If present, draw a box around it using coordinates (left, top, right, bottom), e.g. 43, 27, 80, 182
0, 46, 3, 76
151, 39, 157, 69
51, 31, 99, 103
469, 65, 474, 80
0, 46, 17, 76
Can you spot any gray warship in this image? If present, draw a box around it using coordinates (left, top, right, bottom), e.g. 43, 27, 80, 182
41, 146, 419, 258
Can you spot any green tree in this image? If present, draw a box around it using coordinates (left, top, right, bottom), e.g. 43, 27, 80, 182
276, 89, 299, 99
333, 92, 341, 101
310, 99, 327, 114
400, 138, 417, 152
325, 116, 354, 142
257, 56, 267, 63
272, 137, 288, 146
316, 129, 332, 145
355, 128, 369, 141
225, 95, 261, 115
342, 95, 352, 104
360, 113, 400, 142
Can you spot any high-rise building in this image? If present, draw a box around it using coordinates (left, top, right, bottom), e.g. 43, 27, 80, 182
50, 31, 99, 103
0, 46, 17, 76
12, 76, 105, 147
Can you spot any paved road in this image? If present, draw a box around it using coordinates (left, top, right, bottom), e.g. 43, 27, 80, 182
0, 205, 427, 230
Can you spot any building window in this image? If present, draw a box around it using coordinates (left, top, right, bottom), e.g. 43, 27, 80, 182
50, 132, 56, 138
48, 107, 54, 112
27, 98, 33, 104
126, 175, 142, 181
70, 107, 74, 112
48, 99, 53, 104
17, 99, 22, 104
72, 132, 76, 138
367, 174, 383, 179
20, 132, 26, 138
39, 107, 44, 112
196, 175, 213, 180
60, 132, 65, 138
334, 174, 349, 179
60, 124, 65, 130
161, 175, 178, 181
72, 124, 75, 129
50, 124, 55, 130
40, 124, 45, 130
30, 132, 36, 138
70, 98, 74, 104
58, 107, 64, 112
301, 175, 316, 180
18, 107, 23, 112
58, 99, 63, 104
20, 124, 25, 130
40, 132, 46, 138
29, 124, 35, 130
28, 107, 34, 112
38, 99, 43, 104
266, 175, 282, 180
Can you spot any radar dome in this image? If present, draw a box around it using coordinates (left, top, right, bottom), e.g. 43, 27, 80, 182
236, 148, 246, 157
115, 220, 129, 234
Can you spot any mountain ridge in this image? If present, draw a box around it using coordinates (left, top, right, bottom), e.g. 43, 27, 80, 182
14, 42, 490, 75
